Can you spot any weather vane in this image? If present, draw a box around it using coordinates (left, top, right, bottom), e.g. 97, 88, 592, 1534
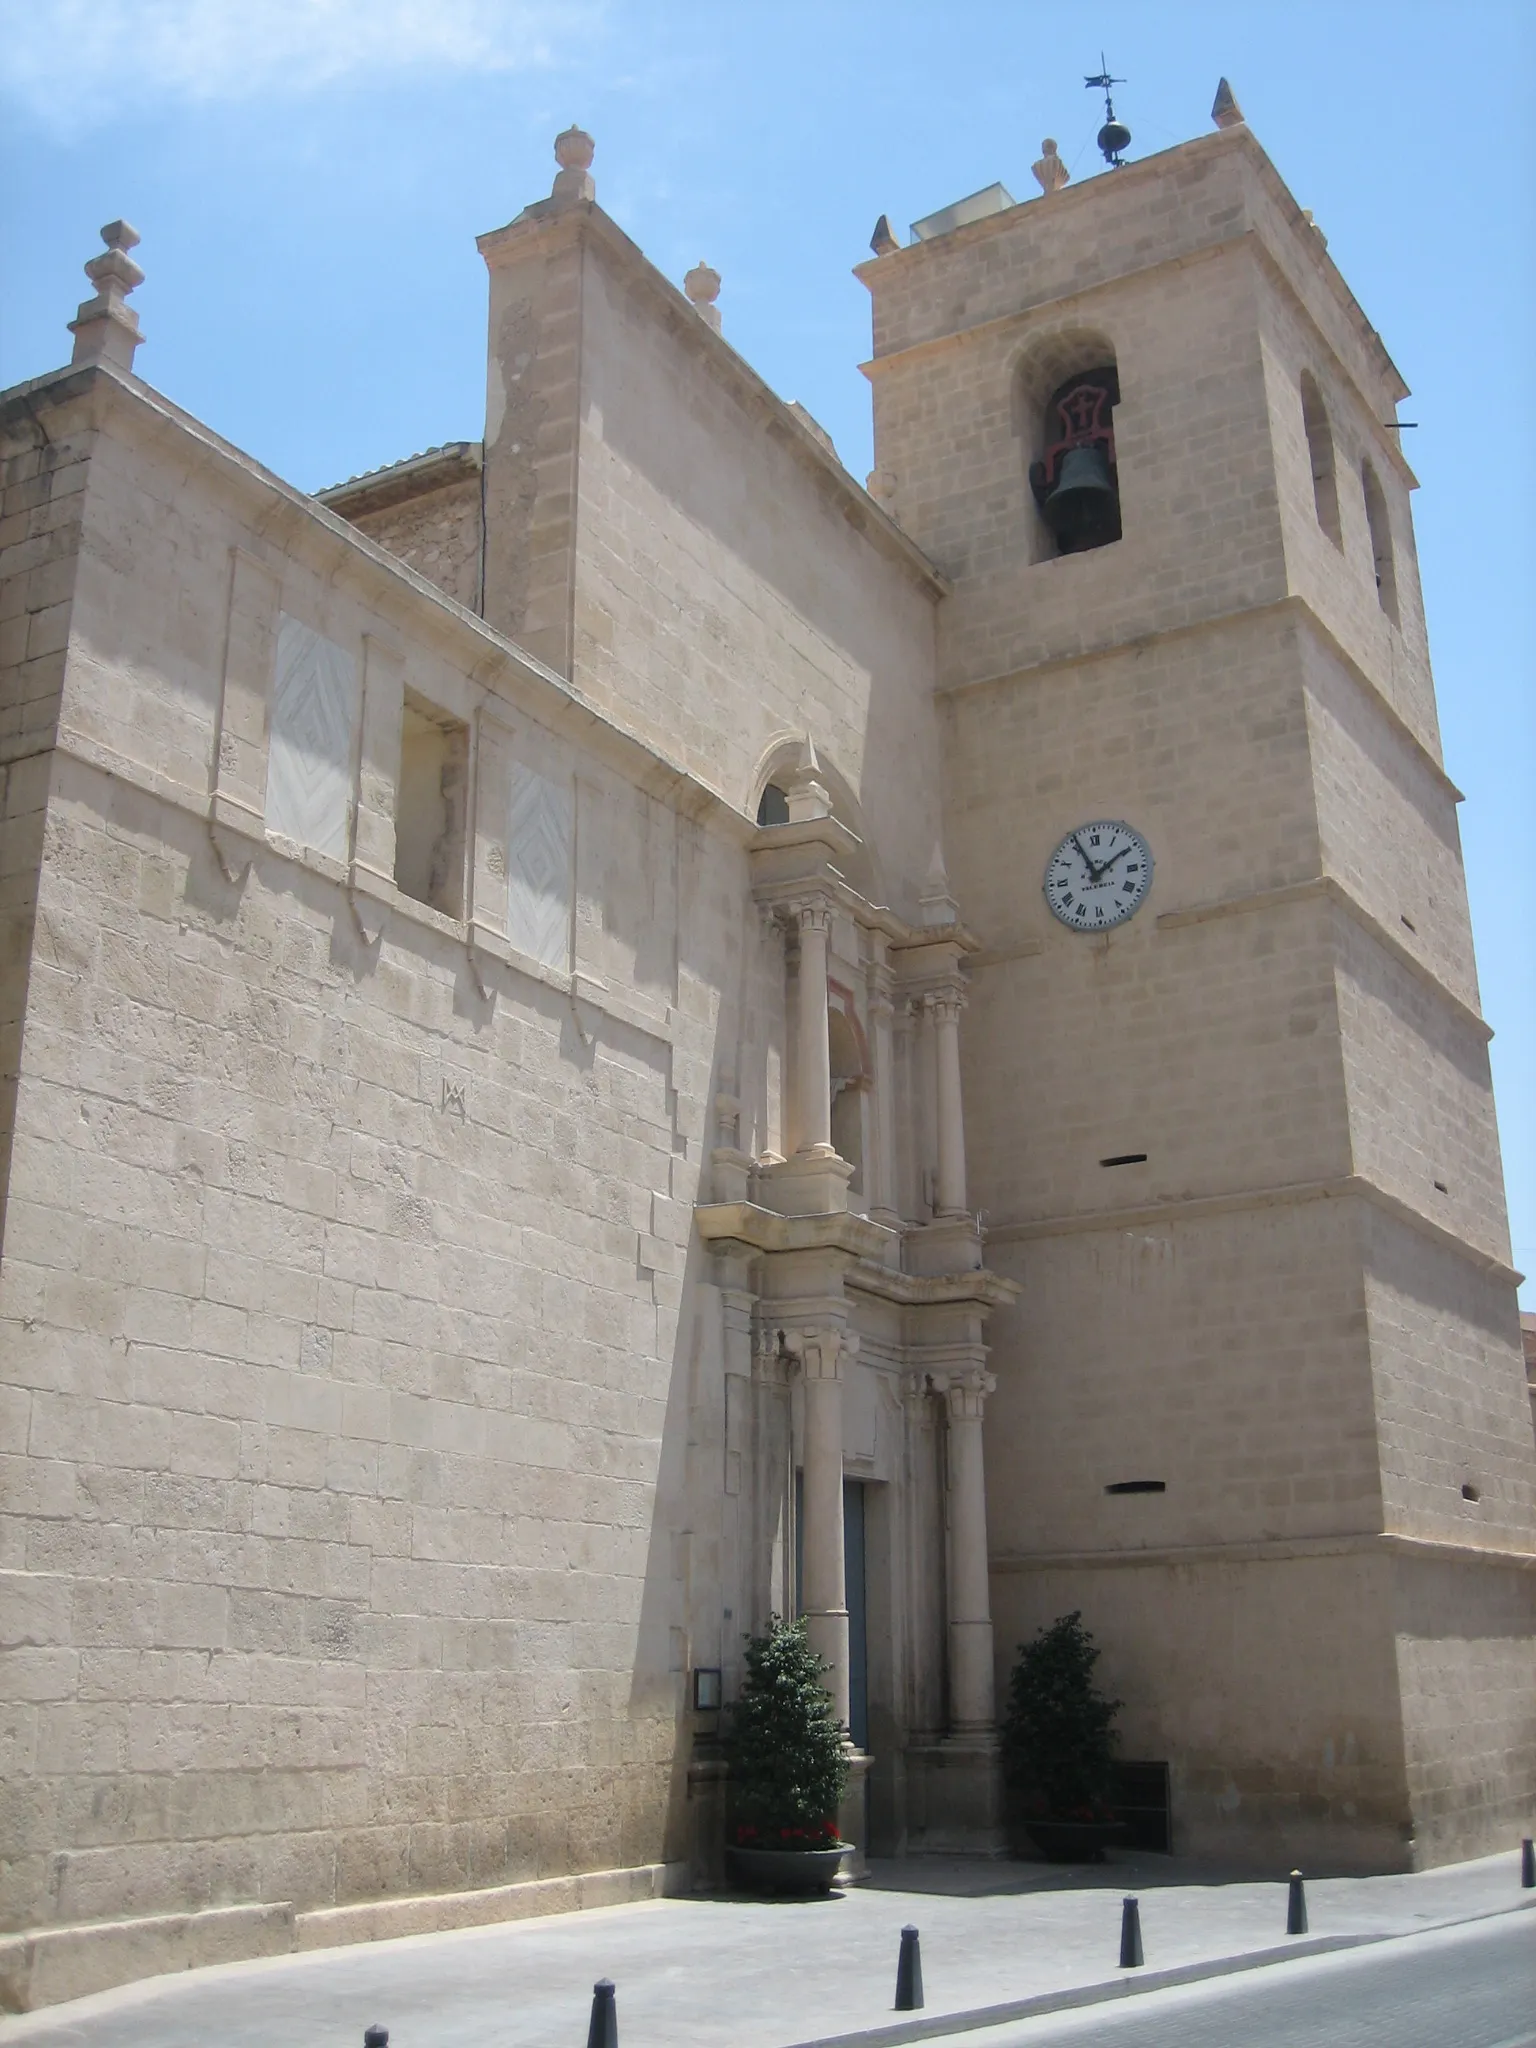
1085, 54, 1132, 167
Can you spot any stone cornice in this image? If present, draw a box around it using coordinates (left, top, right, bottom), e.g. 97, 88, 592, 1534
693, 1200, 894, 1263
1155, 872, 1491, 1042
845, 1261, 1019, 1310
936, 592, 1459, 804
477, 199, 949, 600
994, 1529, 1536, 1574
983, 1170, 1520, 1288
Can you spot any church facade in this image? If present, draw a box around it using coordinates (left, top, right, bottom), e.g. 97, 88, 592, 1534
1, 99, 1533, 2012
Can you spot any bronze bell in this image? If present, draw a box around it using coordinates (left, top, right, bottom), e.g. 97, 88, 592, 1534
1041, 443, 1121, 553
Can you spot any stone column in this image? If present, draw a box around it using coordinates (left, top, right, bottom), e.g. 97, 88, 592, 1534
795, 900, 835, 1156
941, 1367, 998, 1734
867, 961, 900, 1228
931, 987, 969, 1219
797, 1329, 850, 1732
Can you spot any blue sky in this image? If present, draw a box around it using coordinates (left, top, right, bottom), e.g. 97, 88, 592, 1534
3, 0, 1532, 1300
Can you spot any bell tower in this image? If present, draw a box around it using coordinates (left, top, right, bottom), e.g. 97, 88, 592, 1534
860, 106, 1536, 1869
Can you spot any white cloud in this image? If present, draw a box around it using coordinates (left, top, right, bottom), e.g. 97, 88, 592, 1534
0, 0, 603, 117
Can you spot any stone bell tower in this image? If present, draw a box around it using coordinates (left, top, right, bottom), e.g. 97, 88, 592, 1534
859, 102, 1536, 1869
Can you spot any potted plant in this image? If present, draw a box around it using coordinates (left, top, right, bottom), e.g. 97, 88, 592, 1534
724, 1616, 850, 1894
1000, 1610, 1124, 1862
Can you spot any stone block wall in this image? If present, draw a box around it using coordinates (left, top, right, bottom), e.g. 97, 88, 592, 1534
0, 383, 95, 1230
0, 365, 768, 1996
481, 205, 949, 924
342, 478, 483, 615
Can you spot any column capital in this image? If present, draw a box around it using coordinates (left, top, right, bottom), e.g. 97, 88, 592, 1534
781, 1325, 856, 1381
928, 1364, 996, 1417
790, 895, 834, 936
752, 1324, 794, 1387
924, 981, 967, 1024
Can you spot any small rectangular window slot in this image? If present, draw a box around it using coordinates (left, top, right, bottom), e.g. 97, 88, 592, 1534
395, 690, 469, 918
1461, 1484, 1481, 1502
1105, 1479, 1166, 1495
1100, 1153, 1148, 1168
1400, 915, 1416, 934
1433, 1180, 1448, 1194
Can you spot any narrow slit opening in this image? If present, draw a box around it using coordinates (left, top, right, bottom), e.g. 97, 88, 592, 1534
1433, 1180, 1448, 1194
1461, 1484, 1481, 1503
1100, 1153, 1148, 1168
1105, 1479, 1166, 1495
1400, 914, 1416, 933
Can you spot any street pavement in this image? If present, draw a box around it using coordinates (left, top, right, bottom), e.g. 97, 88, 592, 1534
0, 1849, 1531, 2048
919, 1912, 1536, 2048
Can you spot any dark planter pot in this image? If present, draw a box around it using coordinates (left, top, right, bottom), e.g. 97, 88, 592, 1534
725, 1844, 846, 1895
1015, 1817, 1126, 1864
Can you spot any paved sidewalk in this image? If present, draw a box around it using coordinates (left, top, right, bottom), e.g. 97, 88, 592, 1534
1, 1850, 1531, 2048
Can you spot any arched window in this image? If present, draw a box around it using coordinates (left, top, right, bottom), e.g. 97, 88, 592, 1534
756, 782, 789, 827
1361, 459, 1399, 624
1300, 371, 1341, 547
1028, 365, 1122, 556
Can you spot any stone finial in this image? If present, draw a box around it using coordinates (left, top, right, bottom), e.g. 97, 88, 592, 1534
866, 467, 898, 513
683, 261, 722, 334
869, 214, 899, 257
785, 736, 832, 824
550, 125, 595, 207
68, 219, 144, 372
1211, 78, 1244, 129
1031, 140, 1070, 197
919, 845, 959, 928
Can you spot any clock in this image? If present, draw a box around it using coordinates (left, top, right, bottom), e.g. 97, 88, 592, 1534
1044, 820, 1153, 931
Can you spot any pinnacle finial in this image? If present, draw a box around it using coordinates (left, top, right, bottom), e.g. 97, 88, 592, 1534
785, 736, 832, 824
1032, 139, 1070, 197
920, 844, 960, 927
68, 218, 145, 372
869, 214, 899, 257
1211, 78, 1244, 129
551, 126, 595, 207
684, 261, 722, 333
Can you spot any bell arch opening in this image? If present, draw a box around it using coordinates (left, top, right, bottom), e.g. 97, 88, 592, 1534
1361, 458, 1399, 624
1300, 371, 1342, 547
1014, 329, 1123, 562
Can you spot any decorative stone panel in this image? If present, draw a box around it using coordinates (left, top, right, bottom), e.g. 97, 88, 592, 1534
505, 758, 572, 970
264, 613, 359, 859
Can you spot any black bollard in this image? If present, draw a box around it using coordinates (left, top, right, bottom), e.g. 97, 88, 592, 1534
894, 1923, 924, 2011
1286, 1869, 1308, 1936
586, 1977, 618, 2048
363, 2030, 388, 2048
1118, 1895, 1143, 1969
1522, 1838, 1535, 1889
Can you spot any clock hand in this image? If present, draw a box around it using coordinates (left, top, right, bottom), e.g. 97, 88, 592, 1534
1072, 832, 1105, 881
1099, 841, 1138, 874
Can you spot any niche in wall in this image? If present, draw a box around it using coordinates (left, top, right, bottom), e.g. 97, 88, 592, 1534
394, 688, 468, 917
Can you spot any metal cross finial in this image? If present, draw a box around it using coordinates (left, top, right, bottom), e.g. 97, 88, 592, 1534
1085, 54, 1132, 167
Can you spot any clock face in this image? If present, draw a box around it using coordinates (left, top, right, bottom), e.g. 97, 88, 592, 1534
1044, 820, 1153, 931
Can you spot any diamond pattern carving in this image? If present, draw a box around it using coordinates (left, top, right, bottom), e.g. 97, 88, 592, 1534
506, 761, 572, 971
265, 613, 358, 860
